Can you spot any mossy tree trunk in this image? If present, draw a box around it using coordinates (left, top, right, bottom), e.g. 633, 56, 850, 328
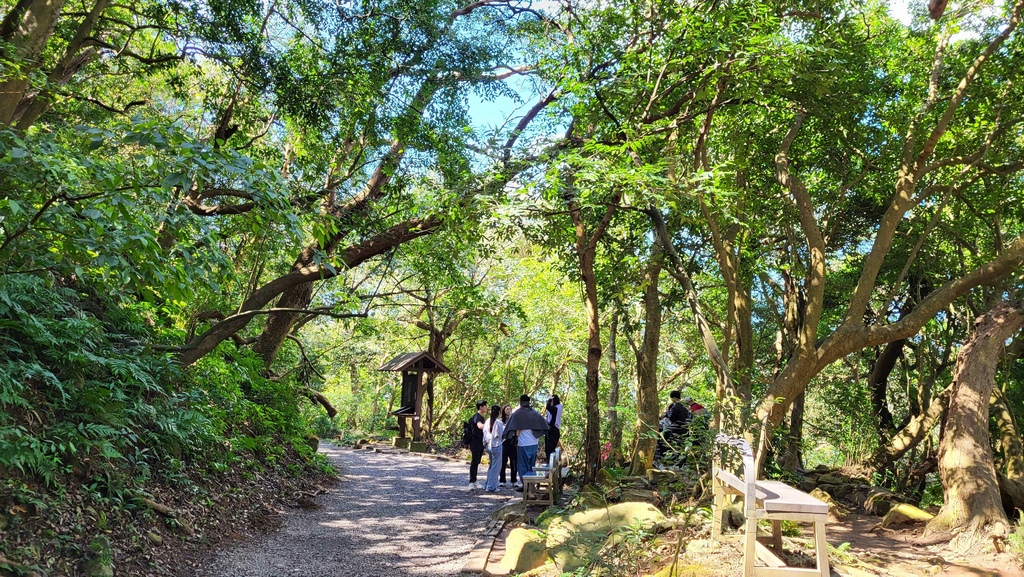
607, 311, 623, 464
925, 300, 1024, 542
630, 250, 663, 475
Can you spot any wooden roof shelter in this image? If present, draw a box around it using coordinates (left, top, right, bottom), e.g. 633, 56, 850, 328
379, 352, 449, 443
378, 351, 451, 374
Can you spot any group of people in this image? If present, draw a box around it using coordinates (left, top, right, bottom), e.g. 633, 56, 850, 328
466, 394, 562, 492
655, 390, 708, 464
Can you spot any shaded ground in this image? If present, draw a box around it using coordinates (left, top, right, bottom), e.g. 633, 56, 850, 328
651, 512, 1024, 577
198, 443, 512, 577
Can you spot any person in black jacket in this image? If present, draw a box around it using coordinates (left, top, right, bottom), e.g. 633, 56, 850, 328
468, 400, 488, 489
499, 404, 517, 488
656, 390, 690, 463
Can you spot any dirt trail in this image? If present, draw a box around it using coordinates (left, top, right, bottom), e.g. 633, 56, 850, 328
198, 443, 510, 577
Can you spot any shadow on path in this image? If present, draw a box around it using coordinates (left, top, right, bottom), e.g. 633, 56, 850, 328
199, 443, 512, 577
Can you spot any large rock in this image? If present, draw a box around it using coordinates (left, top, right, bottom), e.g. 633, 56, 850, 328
881, 503, 934, 528
809, 488, 850, 522
497, 528, 549, 574
647, 468, 679, 485
580, 485, 608, 508
491, 501, 526, 524
545, 502, 670, 572
863, 487, 903, 516
596, 468, 616, 487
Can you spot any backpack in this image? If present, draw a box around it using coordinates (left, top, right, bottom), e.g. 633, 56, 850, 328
461, 418, 473, 446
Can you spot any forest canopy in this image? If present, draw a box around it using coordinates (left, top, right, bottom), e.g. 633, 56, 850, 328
1, 0, 1023, 572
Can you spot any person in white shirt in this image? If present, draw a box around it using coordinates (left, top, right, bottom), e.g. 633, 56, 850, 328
504, 395, 547, 490
482, 405, 505, 491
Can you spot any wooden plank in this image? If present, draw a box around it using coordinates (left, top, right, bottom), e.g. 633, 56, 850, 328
716, 468, 746, 492
754, 541, 786, 568
755, 481, 829, 515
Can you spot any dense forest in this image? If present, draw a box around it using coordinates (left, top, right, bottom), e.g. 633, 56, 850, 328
1, 0, 1023, 573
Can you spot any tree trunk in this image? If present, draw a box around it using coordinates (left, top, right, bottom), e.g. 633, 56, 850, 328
868, 388, 949, 473
577, 240, 603, 484
14, 0, 109, 129
607, 311, 622, 464
925, 300, 1024, 542
992, 390, 1023, 480
869, 338, 904, 441
176, 215, 439, 366
0, 0, 68, 125
779, 391, 805, 472
630, 251, 663, 475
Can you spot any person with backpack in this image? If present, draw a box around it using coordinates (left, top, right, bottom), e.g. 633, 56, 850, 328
482, 404, 505, 492
466, 400, 488, 489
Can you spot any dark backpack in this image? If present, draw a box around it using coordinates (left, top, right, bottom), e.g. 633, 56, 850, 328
461, 418, 473, 446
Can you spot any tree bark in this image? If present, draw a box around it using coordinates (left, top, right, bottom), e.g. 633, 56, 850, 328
176, 215, 440, 366
925, 300, 1024, 542
868, 387, 949, 473
13, 0, 109, 129
869, 338, 904, 441
630, 250, 663, 475
607, 311, 622, 464
779, 391, 805, 472
0, 0, 68, 125
568, 184, 621, 485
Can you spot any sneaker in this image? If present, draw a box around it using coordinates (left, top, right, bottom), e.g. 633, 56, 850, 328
498, 482, 506, 488
514, 485, 524, 492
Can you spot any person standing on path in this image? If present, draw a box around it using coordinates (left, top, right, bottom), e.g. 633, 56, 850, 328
482, 404, 505, 492
503, 394, 547, 490
468, 400, 487, 489
499, 404, 517, 487
544, 394, 562, 459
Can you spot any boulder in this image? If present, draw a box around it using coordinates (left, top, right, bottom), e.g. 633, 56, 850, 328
881, 503, 934, 528
305, 433, 319, 451
619, 476, 651, 489
534, 507, 561, 528
596, 468, 616, 487
546, 502, 670, 572
863, 488, 902, 516
646, 468, 679, 485
497, 528, 549, 574
809, 488, 850, 522
490, 501, 526, 523
580, 485, 608, 508
817, 473, 848, 485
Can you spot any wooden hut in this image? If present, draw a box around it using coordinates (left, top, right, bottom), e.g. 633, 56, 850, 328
379, 352, 450, 446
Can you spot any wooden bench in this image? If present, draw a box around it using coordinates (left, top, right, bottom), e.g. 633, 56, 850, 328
712, 434, 830, 577
522, 448, 560, 506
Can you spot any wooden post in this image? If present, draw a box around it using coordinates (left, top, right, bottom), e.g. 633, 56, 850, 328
412, 371, 425, 441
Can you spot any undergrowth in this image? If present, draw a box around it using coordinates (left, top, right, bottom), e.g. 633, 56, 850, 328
0, 274, 334, 576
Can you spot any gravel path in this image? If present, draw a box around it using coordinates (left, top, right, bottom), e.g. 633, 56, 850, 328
199, 443, 514, 577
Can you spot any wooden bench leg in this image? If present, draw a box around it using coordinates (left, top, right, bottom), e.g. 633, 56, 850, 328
814, 521, 829, 577
771, 520, 782, 553
711, 478, 724, 541
742, 517, 757, 577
